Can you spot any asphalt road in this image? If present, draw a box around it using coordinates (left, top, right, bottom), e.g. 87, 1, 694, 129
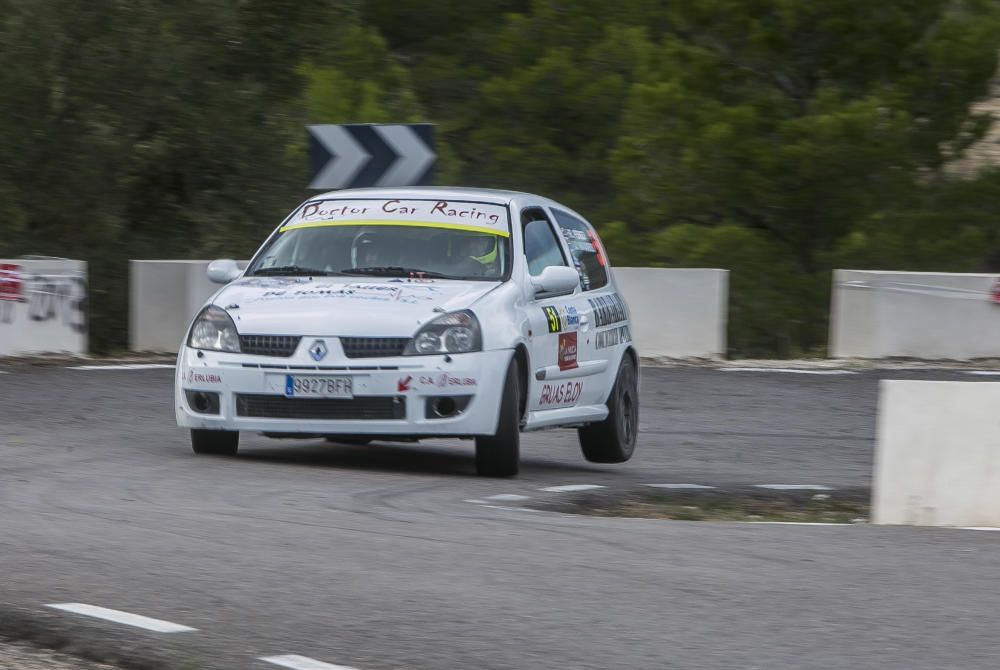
1, 364, 999, 670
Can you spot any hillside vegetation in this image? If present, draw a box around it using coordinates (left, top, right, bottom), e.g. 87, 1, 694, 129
1, 0, 999, 355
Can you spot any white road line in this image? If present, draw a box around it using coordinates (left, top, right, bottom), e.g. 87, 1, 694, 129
261, 654, 361, 670
69, 364, 175, 370
958, 526, 1000, 531
755, 484, 833, 491
464, 499, 488, 504
539, 484, 606, 493
484, 494, 531, 502
720, 368, 857, 375
967, 371, 1000, 376
645, 483, 717, 490
45, 603, 195, 633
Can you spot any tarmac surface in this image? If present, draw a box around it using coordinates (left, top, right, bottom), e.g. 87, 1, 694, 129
1, 363, 998, 669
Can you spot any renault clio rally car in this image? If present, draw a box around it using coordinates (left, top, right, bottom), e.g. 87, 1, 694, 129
176, 187, 638, 476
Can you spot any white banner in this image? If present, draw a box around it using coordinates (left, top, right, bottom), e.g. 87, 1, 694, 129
282, 198, 511, 237
0, 258, 88, 356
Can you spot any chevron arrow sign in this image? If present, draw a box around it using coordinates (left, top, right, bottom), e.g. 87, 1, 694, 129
307, 124, 436, 190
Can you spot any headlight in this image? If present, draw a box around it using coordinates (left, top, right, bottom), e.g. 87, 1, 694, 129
404, 310, 482, 355
187, 305, 241, 353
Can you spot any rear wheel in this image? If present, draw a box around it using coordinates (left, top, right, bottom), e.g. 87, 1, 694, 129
578, 357, 638, 463
190, 429, 239, 456
475, 357, 521, 477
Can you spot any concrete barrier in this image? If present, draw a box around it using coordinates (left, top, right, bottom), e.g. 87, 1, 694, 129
873, 380, 1000, 527
129, 260, 239, 353
830, 270, 1000, 359
0, 258, 88, 356
129, 261, 729, 357
614, 268, 728, 358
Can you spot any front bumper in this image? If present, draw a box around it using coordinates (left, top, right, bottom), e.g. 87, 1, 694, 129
174, 345, 511, 437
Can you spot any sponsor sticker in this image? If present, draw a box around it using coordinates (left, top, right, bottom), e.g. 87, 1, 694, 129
255, 282, 439, 305
588, 293, 626, 328
186, 370, 222, 384
594, 324, 632, 350
558, 332, 578, 371
539, 381, 583, 407
0, 264, 24, 302
542, 305, 561, 333
541, 304, 580, 333
399, 373, 478, 392
560, 305, 580, 330
419, 373, 477, 388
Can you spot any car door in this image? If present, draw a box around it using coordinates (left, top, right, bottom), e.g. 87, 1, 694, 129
547, 206, 629, 401
521, 207, 590, 413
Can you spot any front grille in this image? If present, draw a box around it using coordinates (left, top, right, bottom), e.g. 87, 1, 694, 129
235, 394, 406, 420
240, 335, 301, 357
340, 337, 410, 358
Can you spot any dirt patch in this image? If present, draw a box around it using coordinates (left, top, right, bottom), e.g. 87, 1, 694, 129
535, 487, 870, 523
0, 639, 126, 670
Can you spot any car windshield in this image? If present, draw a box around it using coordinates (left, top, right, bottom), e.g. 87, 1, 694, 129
247, 198, 511, 281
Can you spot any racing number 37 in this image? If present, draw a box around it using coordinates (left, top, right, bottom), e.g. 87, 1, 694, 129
543, 306, 560, 333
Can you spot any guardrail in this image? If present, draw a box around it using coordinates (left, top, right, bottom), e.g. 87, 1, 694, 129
129, 261, 729, 358
0, 258, 88, 356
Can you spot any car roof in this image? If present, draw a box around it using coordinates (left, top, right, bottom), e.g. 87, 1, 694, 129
310, 186, 552, 207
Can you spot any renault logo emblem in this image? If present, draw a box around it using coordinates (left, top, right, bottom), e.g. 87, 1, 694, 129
308, 339, 328, 362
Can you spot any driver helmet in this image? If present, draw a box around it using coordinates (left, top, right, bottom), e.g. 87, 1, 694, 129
453, 232, 498, 265
351, 229, 393, 267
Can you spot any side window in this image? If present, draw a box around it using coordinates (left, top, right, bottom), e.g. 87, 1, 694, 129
522, 208, 567, 276
552, 208, 608, 291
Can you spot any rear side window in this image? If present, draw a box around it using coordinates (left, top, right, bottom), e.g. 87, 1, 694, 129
552, 208, 608, 291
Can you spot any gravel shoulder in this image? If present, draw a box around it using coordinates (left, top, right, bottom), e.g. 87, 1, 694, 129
0, 640, 124, 670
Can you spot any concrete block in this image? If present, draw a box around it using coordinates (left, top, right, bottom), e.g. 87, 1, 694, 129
0, 258, 88, 356
129, 262, 729, 357
873, 380, 1000, 527
129, 261, 225, 353
831, 270, 1000, 359
614, 268, 728, 359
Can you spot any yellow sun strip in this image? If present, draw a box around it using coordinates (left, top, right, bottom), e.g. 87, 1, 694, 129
280, 219, 511, 238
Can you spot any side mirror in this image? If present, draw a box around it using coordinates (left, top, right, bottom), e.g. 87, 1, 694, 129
207, 259, 242, 284
531, 265, 580, 296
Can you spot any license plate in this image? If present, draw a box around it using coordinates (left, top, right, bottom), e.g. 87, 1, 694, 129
285, 375, 353, 399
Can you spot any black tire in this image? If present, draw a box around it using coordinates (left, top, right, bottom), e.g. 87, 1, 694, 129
475, 357, 521, 477
190, 429, 239, 456
578, 356, 638, 463
325, 436, 372, 445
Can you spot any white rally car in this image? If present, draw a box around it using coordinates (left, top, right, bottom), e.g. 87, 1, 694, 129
176, 187, 638, 476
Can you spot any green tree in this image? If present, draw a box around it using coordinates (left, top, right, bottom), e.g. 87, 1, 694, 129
611, 0, 1000, 352
0, 0, 346, 350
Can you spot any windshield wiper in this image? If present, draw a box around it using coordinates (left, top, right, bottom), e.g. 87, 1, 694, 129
251, 265, 338, 277
342, 266, 453, 279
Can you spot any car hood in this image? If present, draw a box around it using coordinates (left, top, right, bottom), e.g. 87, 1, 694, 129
214, 276, 500, 337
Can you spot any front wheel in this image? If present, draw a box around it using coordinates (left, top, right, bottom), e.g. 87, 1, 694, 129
190, 429, 239, 456
475, 357, 521, 477
578, 357, 638, 463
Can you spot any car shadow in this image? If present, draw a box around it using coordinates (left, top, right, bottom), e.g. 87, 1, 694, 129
236, 438, 610, 478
